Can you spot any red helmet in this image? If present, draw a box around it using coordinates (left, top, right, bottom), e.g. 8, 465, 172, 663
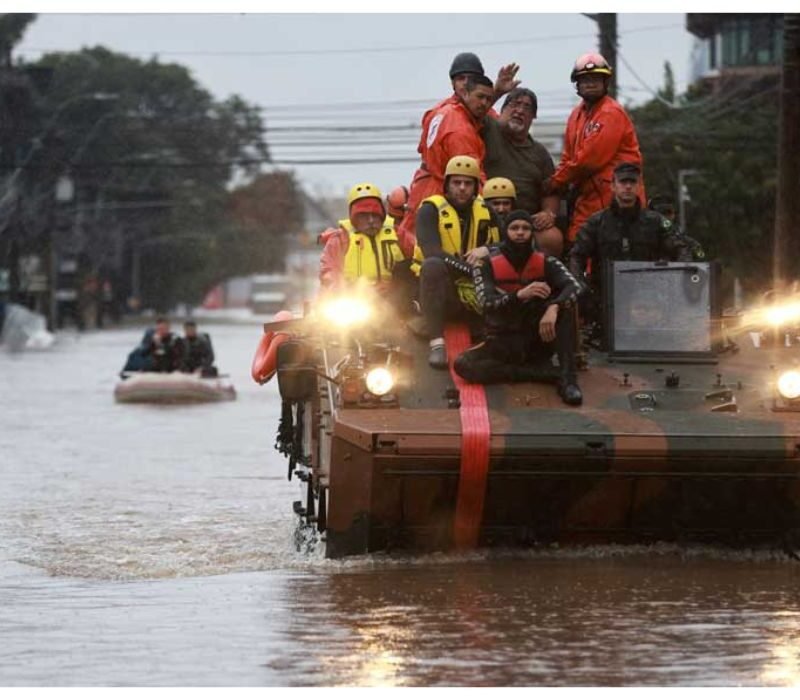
386, 185, 409, 218
570, 52, 613, 82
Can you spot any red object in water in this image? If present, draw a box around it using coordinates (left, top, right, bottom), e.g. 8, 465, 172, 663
201, 285, 224, 310
251, 310, 294, 384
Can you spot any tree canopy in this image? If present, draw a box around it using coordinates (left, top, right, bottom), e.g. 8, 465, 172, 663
631, 64, 779, 300
12, 43, 302, 310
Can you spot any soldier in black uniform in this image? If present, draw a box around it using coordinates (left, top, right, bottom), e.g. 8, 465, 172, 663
454, 210, 583, 405
569, 162, 693, 289
568, 162, 692, 341
648, 194, 707, 261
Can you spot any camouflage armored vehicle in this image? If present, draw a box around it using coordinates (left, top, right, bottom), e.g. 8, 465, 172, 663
254, 262, 800, 558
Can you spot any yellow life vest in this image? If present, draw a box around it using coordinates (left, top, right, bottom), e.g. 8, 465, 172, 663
340, 218, 404, 283
411, 195, 498, 276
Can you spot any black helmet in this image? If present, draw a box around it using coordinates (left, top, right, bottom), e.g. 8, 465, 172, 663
449, 52, 485, 79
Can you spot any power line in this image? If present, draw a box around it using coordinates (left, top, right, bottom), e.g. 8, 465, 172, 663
35, 155, 421, 168
266, 124, 418, 133
259, 90, 576, 112
261, 106, 578, 121
18, 22, 683, 58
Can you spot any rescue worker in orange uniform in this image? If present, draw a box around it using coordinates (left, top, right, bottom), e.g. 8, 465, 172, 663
396, 51, 519, 252
385, 186, 409, 228
414, 53, 520, 167
318, 183, 410, 308
545, 53, 645, 243
397, 74, 496, 253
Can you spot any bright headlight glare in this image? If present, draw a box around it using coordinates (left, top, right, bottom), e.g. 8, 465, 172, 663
365, 367, 395, 396
320, 297, 371, 328
777, 370, 800, 401
764, 303, 800, 327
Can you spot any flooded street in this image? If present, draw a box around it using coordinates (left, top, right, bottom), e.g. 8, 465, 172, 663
2, 323, 800, 686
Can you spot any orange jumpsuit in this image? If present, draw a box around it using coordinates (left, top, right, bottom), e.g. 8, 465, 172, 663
397, 99, 487, 253
416, 94, 459, 158
318, 226, 348, 289
550, 94, 645, 242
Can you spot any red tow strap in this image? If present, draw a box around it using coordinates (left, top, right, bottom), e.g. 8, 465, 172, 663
444, 324, 491, 549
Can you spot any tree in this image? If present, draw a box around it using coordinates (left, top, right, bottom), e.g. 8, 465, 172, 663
631, 72, 779, 301
226, 171, 304, 276
659, 61, 675, 104
0, 14, 36, 67
19, 45, 302, 310
0, 13, 38, 305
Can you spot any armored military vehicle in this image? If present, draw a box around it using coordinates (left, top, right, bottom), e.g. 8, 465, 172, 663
254, 262, 800, 558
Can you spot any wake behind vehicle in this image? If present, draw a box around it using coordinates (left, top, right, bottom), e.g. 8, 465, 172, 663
256, 263, 800, 558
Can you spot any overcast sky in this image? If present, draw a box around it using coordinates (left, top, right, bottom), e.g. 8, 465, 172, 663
15, 13, 695, 198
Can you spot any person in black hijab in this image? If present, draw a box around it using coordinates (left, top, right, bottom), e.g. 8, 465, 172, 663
454, 210, 584, 405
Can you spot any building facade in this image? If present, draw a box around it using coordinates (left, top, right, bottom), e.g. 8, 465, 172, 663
688, 14, 784, 84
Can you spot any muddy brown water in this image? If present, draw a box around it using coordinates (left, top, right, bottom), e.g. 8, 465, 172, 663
1, 323, 799, 686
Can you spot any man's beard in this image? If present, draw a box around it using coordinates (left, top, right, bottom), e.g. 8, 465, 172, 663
506, 120, 527, 137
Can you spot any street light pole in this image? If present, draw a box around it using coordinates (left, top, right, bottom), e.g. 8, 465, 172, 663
48, 176, 74, 331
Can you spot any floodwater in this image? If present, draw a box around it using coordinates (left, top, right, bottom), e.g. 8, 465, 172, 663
2, 322, 800, 686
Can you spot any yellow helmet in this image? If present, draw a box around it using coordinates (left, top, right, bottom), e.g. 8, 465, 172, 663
483, 177, 516, 200
347, 182, 383, 207
444, 155, 480, 180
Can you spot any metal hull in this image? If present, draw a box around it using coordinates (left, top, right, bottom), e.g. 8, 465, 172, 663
324, 434, 800, 558
300, 325, 800, 558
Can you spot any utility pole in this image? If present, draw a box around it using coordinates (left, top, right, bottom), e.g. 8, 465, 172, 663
583, 13, 618, 98
773, 14, 800, 291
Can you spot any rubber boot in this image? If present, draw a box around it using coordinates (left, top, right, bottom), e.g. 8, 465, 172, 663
558, 376, 583, 406
556, 307, 583, 405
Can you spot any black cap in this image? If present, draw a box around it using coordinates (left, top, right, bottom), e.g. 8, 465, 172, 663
449, 52, 485, 79
502, 209, 533, 236
613, 162, 641, 181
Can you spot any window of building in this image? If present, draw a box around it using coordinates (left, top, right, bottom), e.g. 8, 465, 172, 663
720, 14, 782, 67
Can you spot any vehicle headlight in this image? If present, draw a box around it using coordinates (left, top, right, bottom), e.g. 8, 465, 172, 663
320, 297, 372, 328
777, 370, 800, 401
764, 302, 800, 327
365, 367, 395, 396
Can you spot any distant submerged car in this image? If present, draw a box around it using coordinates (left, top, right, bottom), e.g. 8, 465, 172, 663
114, 371, 236, 404
0, 303, 55, 352
254, 262, 800, 558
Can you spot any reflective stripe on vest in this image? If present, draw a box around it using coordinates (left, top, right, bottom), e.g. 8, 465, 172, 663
340, 219, 403, 283
411, 195, 497, 267
489, 251, 546, 293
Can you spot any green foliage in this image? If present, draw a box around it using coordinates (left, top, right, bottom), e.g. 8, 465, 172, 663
0, 13, 36, 65
659, 61, 675, 104
25, 46, 302, 309
225, 171, 304, 276
632, 73, 779, 298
